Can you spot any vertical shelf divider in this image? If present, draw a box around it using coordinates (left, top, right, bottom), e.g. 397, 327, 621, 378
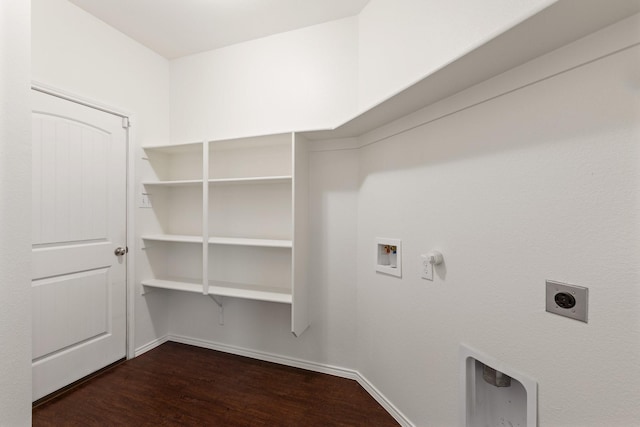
291, 132, 310, 336
202, 140, 210, 295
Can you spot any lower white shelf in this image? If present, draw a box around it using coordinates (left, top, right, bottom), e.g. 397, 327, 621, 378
141, 278, 202, 293
207, 280, 292, 304
142, 234, 202, 243
141, 278, 292, 304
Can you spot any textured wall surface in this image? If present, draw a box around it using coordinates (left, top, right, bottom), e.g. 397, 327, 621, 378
0, 0, 32, 424
170, 18, 358, 142
28, 2, 640, 426
355, 33, 640, 426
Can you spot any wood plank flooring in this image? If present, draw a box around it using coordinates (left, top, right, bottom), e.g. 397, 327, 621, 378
33, 342, 400, 426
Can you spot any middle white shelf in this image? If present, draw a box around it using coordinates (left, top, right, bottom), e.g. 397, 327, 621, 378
142, 175, 292, 187
142, 234, 292, 248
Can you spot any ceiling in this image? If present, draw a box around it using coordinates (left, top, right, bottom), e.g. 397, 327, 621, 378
68, 0, 370, 59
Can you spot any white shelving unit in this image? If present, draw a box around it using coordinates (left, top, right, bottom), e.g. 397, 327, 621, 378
141, 132, 309, 336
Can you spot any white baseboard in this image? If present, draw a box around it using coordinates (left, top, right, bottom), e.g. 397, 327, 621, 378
354, 372, 414, 427
133, 335, 169, 357
168, 334, 359, 380
135, 334, 413, 426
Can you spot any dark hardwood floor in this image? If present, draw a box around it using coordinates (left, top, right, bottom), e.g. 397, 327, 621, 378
33, 342, 399, 426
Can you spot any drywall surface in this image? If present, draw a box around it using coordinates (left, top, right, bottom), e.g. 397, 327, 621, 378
356, 0, 556, 111
31, 0, 172, 349
355, 23, 640, 425
28, 3, 640, 426
0, 1, 32, 424
170, 17, 358, 143
167, 147, 360, 369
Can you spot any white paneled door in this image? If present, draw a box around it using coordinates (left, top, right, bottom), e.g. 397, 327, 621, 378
31, 90, 127, 401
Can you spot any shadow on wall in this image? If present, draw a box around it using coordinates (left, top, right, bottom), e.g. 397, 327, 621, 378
307, 149, 360, 367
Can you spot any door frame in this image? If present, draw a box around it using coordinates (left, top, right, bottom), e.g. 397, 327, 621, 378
31, 80, 136, 360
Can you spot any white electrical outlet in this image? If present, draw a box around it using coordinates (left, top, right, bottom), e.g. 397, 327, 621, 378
420, 254, 433, 281
545, 280, 588, 323
140, 193, 152, 208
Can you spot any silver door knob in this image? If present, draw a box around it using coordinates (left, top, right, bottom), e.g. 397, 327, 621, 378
114, 247, 127, 256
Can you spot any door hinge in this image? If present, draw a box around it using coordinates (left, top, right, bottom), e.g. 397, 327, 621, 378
122, 117, 131, 129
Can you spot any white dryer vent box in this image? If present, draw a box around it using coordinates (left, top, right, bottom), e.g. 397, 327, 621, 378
460, 344, 537, 427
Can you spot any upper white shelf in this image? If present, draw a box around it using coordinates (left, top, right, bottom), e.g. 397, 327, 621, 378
208, 133, 292, 151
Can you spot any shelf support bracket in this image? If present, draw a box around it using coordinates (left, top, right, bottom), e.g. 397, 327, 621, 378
208, 295, 224, 326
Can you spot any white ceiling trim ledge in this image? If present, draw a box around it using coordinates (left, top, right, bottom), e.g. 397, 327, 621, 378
301, 0, 640, 149
354, 12, 640, 151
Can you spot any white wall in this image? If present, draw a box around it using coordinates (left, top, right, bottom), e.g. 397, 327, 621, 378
158, 5, 640, 426
356, 0, 556, 111
354, 17, 640, 425
0, 1, 32, 424
163, 0, 570, 378
170, 17, 358, 142
166, 16, 361, 369
31, 0, 172, 350
169, 0, 563, 139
